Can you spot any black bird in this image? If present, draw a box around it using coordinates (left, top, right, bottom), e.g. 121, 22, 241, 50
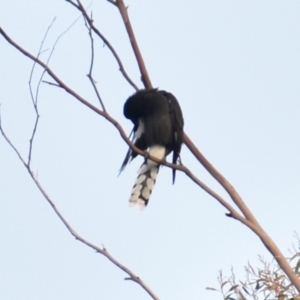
120, 89, 184, 209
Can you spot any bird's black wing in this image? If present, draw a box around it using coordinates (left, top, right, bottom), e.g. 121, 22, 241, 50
163, 92, 184, 183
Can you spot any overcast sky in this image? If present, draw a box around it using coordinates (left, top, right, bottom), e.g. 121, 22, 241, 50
1, 1, 300, 299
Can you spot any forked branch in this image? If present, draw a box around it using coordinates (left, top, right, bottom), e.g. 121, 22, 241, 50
66, 0, 139, 91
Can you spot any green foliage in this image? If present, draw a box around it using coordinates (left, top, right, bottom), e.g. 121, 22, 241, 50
207, 237, 300, 300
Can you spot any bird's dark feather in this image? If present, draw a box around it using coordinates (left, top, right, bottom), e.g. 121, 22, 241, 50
120, 88, 184, 184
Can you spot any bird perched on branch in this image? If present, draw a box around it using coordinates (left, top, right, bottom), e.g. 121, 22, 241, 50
120, 89, 184, 209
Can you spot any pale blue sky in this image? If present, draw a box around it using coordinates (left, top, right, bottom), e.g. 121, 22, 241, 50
1, 1, 300, 299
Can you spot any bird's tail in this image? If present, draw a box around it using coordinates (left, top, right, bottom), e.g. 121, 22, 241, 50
129, 145, 166, 209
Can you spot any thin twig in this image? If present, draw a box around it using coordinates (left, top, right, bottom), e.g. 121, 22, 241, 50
42, 80, 60, 87
29, 18, 56, 107
48, 12, 83, 62
28, 16, 82, 167
84, 10, 106, 111
27, 18, 57, 166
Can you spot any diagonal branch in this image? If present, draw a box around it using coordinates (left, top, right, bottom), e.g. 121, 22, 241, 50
183, 133, 260, 226
0, 117, 159, 300
103, 0, 300, 293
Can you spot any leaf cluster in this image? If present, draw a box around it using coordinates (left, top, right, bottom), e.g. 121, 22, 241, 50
207, 239, 300, 300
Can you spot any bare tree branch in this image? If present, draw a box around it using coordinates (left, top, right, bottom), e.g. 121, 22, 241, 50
0, 116, 160, 300
83, 10, 106, 111
27, 15, 84, 166
27, 19, 57, 166
66, 0, 139, 91
183, 134, 258, 225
